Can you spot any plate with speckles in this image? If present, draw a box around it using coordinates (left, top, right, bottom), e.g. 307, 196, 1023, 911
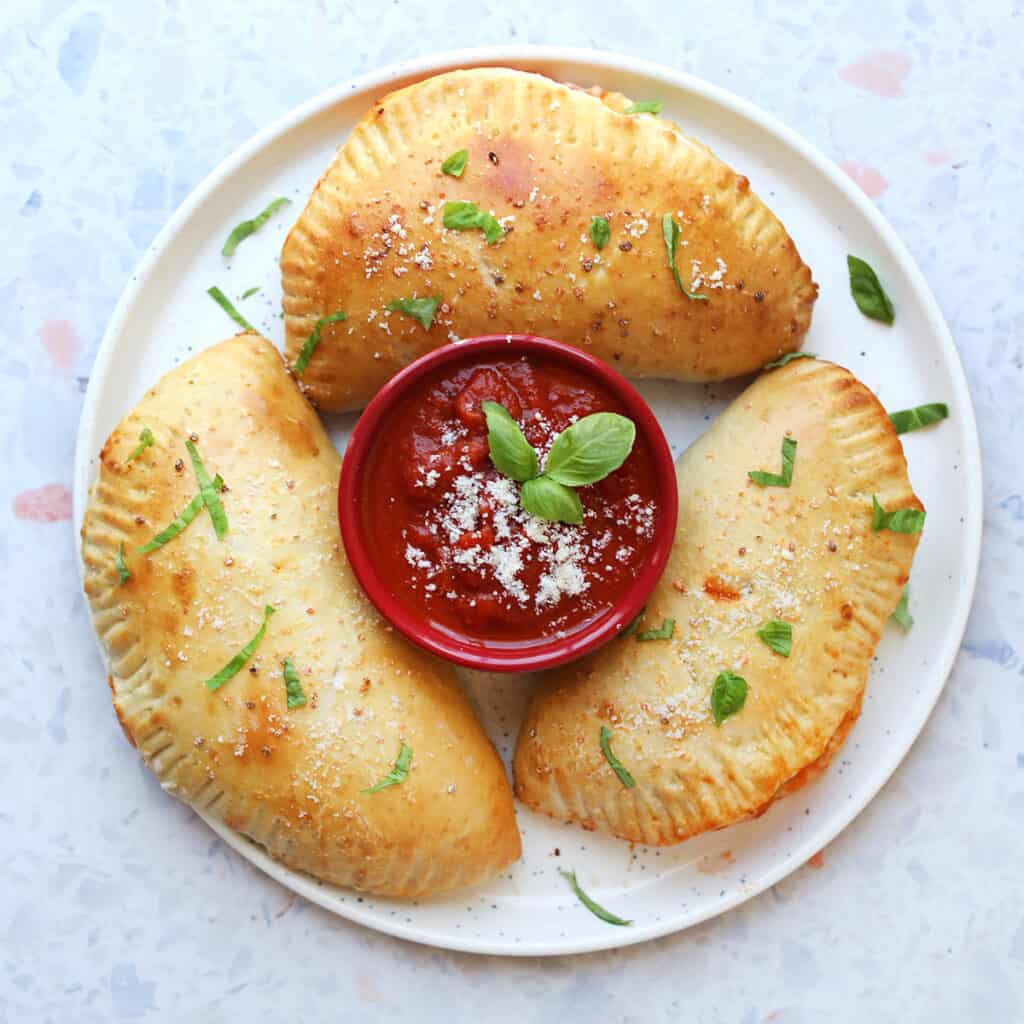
74, 46, 982, 956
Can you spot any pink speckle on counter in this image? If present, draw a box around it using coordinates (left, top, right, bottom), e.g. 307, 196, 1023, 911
13, 484, 73, 522
924, 149, 954, 166
39, 319, 80, 372
839, 50, 912, 98
840, 161, 889, 199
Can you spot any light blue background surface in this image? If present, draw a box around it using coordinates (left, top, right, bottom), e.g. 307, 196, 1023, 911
2, 1, 1022, 1020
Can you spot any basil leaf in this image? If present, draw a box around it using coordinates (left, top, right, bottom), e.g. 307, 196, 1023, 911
847, 255, 895, 325
871, 495, 926, 534
482, 401, 538, 482
208, 286, 256, 332
711, 670, 748, 726
621, 606, 646, 638
748, 436, 797, 488
115, 542, 131, 586
661, 214, 707, 301
441, 148, 468, 177
385, 296, 441, 331
363, 742, 413, 794
637, 617, 674, 642
763, 352, 816, 371
442, 200, 504, 244
624, 100, 661, 115
756, 620, 792, 657
293, 310, 347, 376
185, 440, 228, 540
889, 402, 949, 435
521, 476, 583, 525
559, 869, 632, 926
544, 412, 636, 487
599, 725, 636, 788
204, 605, 275, 692
125, 427, 155, 463
241, 286, 261, 299
589, 216, 610, 250
137, 474, 223, 554
221, 197, 291, 258
283, 657, 307, 709
890, 587, 913, 631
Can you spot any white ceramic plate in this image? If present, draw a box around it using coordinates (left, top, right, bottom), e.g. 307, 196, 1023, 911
74, 47, 982, 956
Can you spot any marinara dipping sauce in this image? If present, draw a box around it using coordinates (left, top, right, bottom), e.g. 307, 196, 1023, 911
360, 352, 661, 646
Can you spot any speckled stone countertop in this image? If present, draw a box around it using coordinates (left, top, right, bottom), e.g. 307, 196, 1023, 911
2, 1, 1022, 1019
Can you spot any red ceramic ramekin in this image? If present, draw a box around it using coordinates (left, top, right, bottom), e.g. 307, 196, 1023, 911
337, 335, 678, 673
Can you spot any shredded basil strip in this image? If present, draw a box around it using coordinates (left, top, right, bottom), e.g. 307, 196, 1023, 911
137, 474, 223, 554
847, 254, 895, 325
207, 286, 256, 332
599, 726, 636, 789
891, 588, 913, 631
871, 495, 926, 534
362, 743, 413, 794
241, 286, 261, 299
711, 670, 748, 726
293, 310, 347, 376
442, 200, 504, 244
115, 542, 131, 586
125, 427, 155, 463
889, 403, 949, 435
441, 149, 468, 177
621, 606, 646, 638
221, 197, 292, 258
559, 869, 632, 926
185, 440, 228, 540
205, 605, 275, 692
385, 296, 441, 331
748, 436, 797, 488
589, 216, 610, 250
756, 620, 792, 657
764, 352, 816, 371
661, 213, 707, 301
637, 617, 675, 642
624, 100, 662, 115
283, 657, 307, 709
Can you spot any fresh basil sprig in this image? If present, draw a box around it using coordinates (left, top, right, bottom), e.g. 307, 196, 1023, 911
748, 437, 797, 488
711, 670, 748, 726
559, 869, 632, 926
482, 402, 635, 524
125, 427, 155, 463
890, 588, 913, 631
293, 310, 347, 376
282, 657, 308, 709
441, 149, 468, 177
207, 286, 256, 332
889, 403, 948, 434
662, 214, 707, 301
599, 726, 636, 789
763, 352, 816, 371
871, 495, 926, 534
589, 216, 610, 250
847, 255, 895, 325
756, 620, 792, 657
221, 197, 291, 258
624, 100, 661, 115
637, 618, 675, 642
386, 296, 441, 331
363, 743, 413, 794
205, 605, 275, 692
442, 200, 504, 244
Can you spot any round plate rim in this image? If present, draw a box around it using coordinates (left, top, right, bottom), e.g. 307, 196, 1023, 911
73, 44, 983, 957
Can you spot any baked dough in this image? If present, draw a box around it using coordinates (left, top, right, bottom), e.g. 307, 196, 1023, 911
81, 333, 520, 896
513, 358, 922, 845
281, 67, 817, 411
